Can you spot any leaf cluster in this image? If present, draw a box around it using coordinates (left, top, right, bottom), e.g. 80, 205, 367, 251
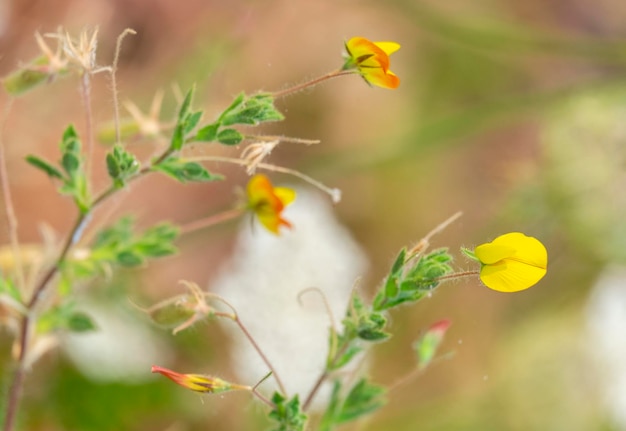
37, 301, 96, 334
61, 217, 179, 291
106, 144, 140, 188
319, 248, 453, 429
26, 126, 91, 213
319, 379, 386, 431
195, 92, 284, 146
373, 248, 453, 311
268, 393, 307, 431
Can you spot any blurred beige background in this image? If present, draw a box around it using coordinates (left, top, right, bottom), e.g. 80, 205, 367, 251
1, 0, 626, 430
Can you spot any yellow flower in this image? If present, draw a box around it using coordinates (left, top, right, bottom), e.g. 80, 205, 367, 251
474, 232, 547, 292
246, 174, 296, 235
344, 36, 400, 89
151, 365, 250, 393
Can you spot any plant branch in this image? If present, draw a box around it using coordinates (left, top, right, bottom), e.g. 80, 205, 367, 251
233, 315, 288, 396
0, 98, 25, 291
179, 207, 245, 235
435, 270, 479, 282
186, 155, 341, 203
2, 142, 176, 431
302, 341, 350, 411
110, 29, 136, 145
271, 70, 355, 99
80, 73, 94, 178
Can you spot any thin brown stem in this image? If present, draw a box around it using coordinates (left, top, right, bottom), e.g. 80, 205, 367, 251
111, 29, 136, 145
251, 387, 275, 408
233, 315, 288, 396
302, 371, 328, 412
0, 98, 25, 292
249, 371, 276, 408
271, 70, 355, 99
301, 341, 350, 411
435, 270, 479, 282
2, 143, 174, 431
179, 208, 245, 235
80, 73, 94, 178
187, 155, 341, 203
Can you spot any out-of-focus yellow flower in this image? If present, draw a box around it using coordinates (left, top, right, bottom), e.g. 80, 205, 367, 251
246, 174, 296, 235
343, 36, 400, 89
151, 365, 250, 393
474, 232, 547, 292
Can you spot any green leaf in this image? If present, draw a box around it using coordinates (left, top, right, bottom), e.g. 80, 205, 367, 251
318, 381, 342, 431
218, 92, 245, 121
106, 144, 140, 188
115, 250, 144, 267
461, 247, 479, 261
55, 126, 91, 213
374, 248, 453, 311
219, 93, 284, 126
152, 157, 223, 183
25, 155, 64, 179
0, 274, 22, 303
329, 344, 362, 371
67, 218, 180, 277
336, 379, 386, 424
216, 128, 243, 145
61, 152, 80, 175
67, 312, 97, 332
195, 123, 219, 142
357, 312, 389, 341
178, 86, 195, 121
389, 248, 407, 275
37, 302, 97, 334
268, 393, 307, 431
185, 111, 203, 134
170, 123, 185, 151
2, 56, 52, 96
62, 125, 78, 143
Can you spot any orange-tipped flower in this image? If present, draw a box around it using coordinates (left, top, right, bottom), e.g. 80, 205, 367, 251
344, 36, 400, 89
151, 365, 250, 394
246, 174, 296, 235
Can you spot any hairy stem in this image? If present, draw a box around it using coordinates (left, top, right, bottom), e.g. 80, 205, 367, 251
187, 155, 341, 203
80, 73, 94, 178
0, 99, 25, 291
111, 29, 137, 145
435, 270, 479, 282
271, 70, 355, 99
179, 207, 245, 235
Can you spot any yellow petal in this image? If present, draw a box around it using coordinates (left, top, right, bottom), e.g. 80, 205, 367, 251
361, 68, 400, 89
474, 243, 516, 265
475, 232, 547, 269
274, 186, 296, 206
494, 232, 547, 269
346, 37, 390, 71
256, 210, 280, 234
480, 259, 547, 293
374, 41, 400, 55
